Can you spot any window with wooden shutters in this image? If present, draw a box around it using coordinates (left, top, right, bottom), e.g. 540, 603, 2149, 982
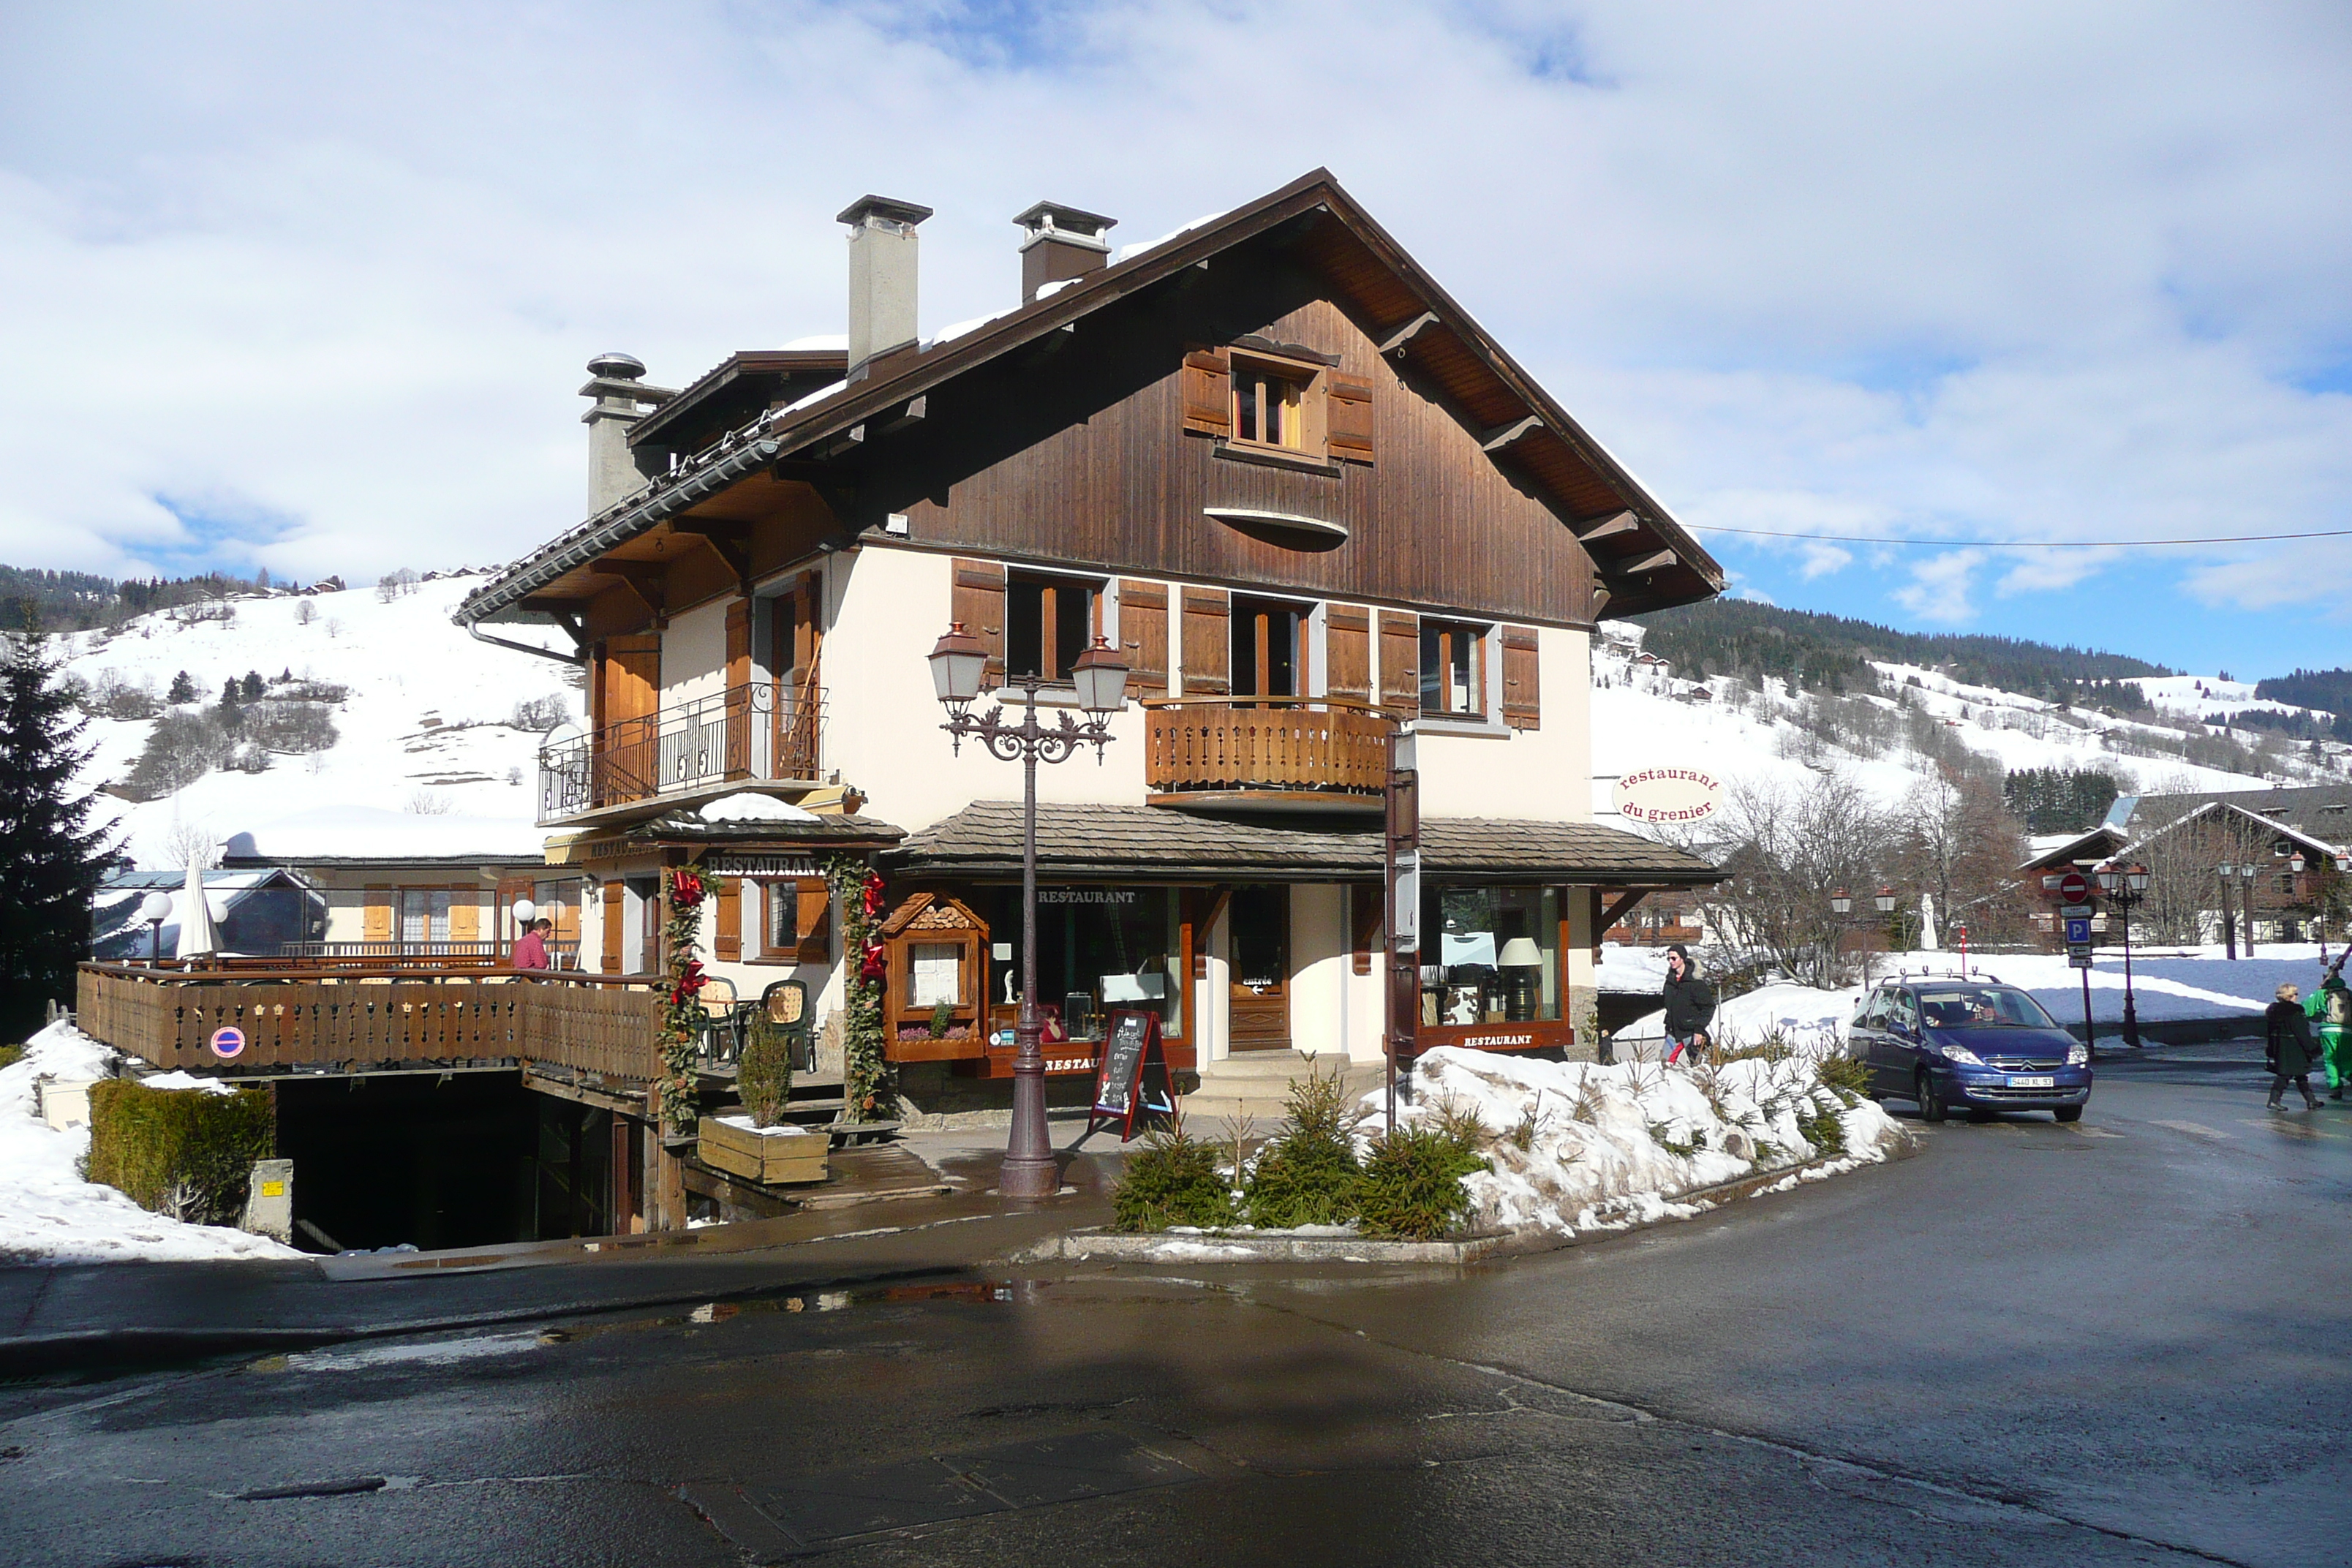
1117, 580, 1169, 696
795, 878, 832, 963
1378, 611, 1419, 709
1180, 588, 1230, 696
1327, 376, 1374, 463
714, 877, 742, 961
1180, 347, 1231, 436
601, 880, 625, 973
1501, 625, 1540, 730
1326, 604, 1371, 701
950, 559, 1007, 688
1420, 619, 1488, 718
1006, 571, 1103, 682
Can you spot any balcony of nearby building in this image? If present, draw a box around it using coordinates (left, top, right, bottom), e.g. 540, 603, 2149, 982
1142, 696, 1393, 812
538, 680, 826, 826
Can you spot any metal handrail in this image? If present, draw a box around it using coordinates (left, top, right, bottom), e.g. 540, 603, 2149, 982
538, 677, 825, 823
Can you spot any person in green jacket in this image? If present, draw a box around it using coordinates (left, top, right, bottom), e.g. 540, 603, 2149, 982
2307, 970, 2351, 1102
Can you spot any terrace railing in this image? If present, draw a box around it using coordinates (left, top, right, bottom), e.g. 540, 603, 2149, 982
1143, 696, 1393, 800
538, 676, 824, 824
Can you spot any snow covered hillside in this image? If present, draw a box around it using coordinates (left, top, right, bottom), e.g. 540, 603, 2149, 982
1591, 619, 2337, 820
50, 573, 576, 869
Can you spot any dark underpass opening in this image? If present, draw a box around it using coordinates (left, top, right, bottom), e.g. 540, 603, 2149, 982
274, 1074, 621, 1252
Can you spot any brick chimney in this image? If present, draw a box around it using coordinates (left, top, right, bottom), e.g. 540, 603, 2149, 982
1014, 201, 1115, 302
578, 353, 676, 514
838, 195, 934, 380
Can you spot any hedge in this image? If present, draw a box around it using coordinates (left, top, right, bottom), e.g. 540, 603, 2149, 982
83, 1077, 274, 1226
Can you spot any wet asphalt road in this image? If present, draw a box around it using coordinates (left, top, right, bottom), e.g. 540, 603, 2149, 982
4, 1052, 2348, 1568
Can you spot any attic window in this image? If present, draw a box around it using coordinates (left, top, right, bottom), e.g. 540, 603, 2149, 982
1232, 353, 1317, 451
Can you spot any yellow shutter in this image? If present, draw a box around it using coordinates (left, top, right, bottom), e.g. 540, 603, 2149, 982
362, 888, 391, 941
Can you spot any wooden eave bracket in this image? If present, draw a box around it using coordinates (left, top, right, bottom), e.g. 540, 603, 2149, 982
1377, 311, 1441, 355
1480, 415, 1544, 453
667, 519, 755, 588
592, 558, 668, 621
1597, 889, 1649, 932
1573, 509, 1639, 543
1616, 547, 1681, 578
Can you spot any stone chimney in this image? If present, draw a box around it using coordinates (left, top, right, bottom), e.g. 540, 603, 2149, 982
578, 353, 676, 514
1014, 201, 1115, 303
837, 195, 934, 380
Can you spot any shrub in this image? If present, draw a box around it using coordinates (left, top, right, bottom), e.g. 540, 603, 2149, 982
1814, 1053, 1871, 1103
737, 1013, 794, 1127
120, 710, 225, 800
1240, 1065, 1363, 1228
1796, 1098, 1849, 1157
1111, 1126, 1236, 1232
509, 693, 569, 731
246, 699, 339, 754
0, 1045, 22, 1071
83, 1078, 274, 1225
1356, 1123, 1486, 1240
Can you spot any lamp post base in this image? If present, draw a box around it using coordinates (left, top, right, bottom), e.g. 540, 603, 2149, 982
998, 1033, 1059, 1199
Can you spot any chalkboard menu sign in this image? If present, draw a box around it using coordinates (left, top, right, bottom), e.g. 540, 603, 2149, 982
1089, 1009, 1175, 1142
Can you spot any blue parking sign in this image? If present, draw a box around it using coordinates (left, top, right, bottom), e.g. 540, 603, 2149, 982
2063, 916, 2092, 945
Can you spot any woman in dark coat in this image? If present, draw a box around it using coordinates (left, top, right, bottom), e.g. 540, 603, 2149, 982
2267, 983, 2322, 1111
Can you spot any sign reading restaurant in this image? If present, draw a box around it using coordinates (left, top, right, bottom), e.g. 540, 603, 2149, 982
704, 852, 820, 878
1612, 767, 1724, 824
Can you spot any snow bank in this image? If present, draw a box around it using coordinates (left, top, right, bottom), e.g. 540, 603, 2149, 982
0, 1021, 301, 1264
1614, 981, 1861, 1059
1383, 1046, 1906, 1238
222, 804, 545, 861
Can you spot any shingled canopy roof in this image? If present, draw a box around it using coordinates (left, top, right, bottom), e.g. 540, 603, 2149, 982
887, 802, 1721, 886
459, 167, 1722, 632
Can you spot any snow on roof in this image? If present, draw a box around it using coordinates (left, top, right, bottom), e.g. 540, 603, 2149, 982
780, 334, 848, 350
222, 805, 545, 864
699, 791, 818, 824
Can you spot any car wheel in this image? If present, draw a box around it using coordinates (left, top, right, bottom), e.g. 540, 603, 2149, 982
1916, 1071, 1945, 1123
2054, 1105, 2084, 1123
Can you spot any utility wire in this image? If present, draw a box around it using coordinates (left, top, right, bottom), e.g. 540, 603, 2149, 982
1686, 524, 2352, 549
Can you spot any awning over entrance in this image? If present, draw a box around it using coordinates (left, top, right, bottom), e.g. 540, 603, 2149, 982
886, 801, 1721, 886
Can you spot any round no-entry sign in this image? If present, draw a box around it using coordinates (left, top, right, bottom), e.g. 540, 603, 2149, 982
209, 1025, 246, 1060
2056, 870, 2092, 904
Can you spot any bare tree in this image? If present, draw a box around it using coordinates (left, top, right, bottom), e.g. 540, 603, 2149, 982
1893, 767, 2030, 946
1683, 771, 1893, 987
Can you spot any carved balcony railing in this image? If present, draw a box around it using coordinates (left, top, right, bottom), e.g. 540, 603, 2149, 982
1143, 697, 1395, 802
538, 679, 825, 824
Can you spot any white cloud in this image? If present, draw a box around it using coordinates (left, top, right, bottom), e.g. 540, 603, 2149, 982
0, 1, 2343, 609
1891, 549, 1986, 625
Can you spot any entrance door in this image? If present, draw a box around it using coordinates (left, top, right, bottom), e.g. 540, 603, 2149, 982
1228, 884, 1290, 1052
1229, 598, 1303, 704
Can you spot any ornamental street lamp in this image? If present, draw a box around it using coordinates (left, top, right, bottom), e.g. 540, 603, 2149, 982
2097, 862, 2151, 1048
1828, 885, 1900, 990
2235, 861, 2260, 957
140, 891, 172, 965
928, 625, 1128, 1199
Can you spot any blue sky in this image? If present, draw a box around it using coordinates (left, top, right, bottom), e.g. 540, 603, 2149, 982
1, 1, 2346, 679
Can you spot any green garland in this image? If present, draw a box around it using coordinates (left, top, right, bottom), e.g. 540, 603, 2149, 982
655, 864, 709, 1138
824, 853, 894, 1120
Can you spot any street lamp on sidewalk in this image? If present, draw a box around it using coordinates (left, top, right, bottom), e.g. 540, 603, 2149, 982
2097, 862, 2150, 1048
927, 625, 1129, 1199
1829, 885, 1899, 991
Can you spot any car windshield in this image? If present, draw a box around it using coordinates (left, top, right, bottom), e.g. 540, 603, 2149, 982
1915, 985, 2054, 1030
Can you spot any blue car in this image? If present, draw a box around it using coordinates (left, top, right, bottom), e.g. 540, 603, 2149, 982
1850, 978, 2093, 1123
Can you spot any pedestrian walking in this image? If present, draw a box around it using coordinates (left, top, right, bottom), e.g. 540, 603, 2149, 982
2308, 970, 2350, 1102
2266, 983, 2322, 1111
1662, 943, 1715, 1066
513, 917, 551, 973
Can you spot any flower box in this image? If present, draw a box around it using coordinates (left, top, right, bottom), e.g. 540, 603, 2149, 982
697, 1114, 829, 1186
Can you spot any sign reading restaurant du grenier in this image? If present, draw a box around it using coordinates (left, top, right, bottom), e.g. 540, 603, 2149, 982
1612, 767, 1724, 824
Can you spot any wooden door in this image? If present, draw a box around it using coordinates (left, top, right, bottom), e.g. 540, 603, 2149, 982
1228, 884, 1290, 1052
1229, 598, 1303, 704
771, 573, 823, 780
597, 635, 661, 803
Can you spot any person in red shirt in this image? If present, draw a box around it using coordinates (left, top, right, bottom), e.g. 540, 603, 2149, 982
513, 917, 551, 972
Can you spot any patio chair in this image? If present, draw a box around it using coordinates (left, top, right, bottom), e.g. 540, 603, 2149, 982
759, 979, 815, 1073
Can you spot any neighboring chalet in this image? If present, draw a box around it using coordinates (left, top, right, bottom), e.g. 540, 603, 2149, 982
456, 170, 1725, 1097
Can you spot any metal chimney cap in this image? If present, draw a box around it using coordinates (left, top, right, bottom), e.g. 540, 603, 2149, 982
587, 352, 647, 380
1014, 200, 1117, 247
837, 195, 935, 230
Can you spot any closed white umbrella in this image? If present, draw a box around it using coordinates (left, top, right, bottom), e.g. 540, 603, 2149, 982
175, 860, 221, 960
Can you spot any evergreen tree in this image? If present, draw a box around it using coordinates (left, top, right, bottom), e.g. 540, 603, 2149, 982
240, 671, 265, 702
0, 636, 121, 1041
166, 670, 197, 704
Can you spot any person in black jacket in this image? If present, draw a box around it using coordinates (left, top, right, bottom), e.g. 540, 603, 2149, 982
1662, 943, 1716, 1065
2267, 982, 2322, 1111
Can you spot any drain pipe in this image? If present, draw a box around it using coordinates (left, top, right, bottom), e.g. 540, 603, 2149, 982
467, 619, 586, 668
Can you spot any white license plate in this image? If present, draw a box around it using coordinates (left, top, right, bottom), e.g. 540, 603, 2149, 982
2008, 1074, 2056, 1089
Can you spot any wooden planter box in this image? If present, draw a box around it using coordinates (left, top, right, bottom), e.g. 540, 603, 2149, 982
697, 1115, 829, 1186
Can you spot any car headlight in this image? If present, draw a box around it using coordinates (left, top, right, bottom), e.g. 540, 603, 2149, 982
1937, 1042, 1985, 1066
2067, 1044, 2089, 1066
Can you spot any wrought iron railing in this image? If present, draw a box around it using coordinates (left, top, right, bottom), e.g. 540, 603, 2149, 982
538, 679, 824, 823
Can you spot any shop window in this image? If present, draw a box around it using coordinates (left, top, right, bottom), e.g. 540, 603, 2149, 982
1006, 573, 1101, 683
981, 886, 1184, 1043
1418, 885, 1561, 1025
1420, 620, 1487, 718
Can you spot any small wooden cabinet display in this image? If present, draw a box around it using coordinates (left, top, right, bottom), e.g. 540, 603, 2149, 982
878, 893, 989, 1063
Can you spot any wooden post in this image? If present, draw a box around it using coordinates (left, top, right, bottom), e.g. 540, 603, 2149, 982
1384, 725, 1419, 1129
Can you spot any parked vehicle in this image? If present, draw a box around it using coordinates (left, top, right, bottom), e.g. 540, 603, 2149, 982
1849, 979, 2092, 1123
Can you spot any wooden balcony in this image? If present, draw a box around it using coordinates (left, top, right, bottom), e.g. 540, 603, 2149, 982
77, 961, 666, 1089
1144, 697, 1394, 811
538, 678, 824, 826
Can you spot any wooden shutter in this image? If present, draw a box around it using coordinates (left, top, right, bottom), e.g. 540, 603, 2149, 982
951, 559, 1007, 687
1327, 375, 1374, 462
1180, 347, 1231, 437
1180, 588, 1230, 696
724, 599, 751, 685
599, 634, 661, 725
1349, 884, 1382, 977
553, 893, 579, 943
601, 880, 625, 973
714, 877, 742, 961
796, 878, 833, 963
1501, 625, 1540, 730
1379, 611, 1420, 709
1117, 580, 1169, 696
361, 888, 391, 942
448, 891, 481, 941
1326, 604, 1371, 701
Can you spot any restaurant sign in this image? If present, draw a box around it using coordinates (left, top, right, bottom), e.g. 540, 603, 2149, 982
1612, 767, 1724, 824
703, 852, 819, 879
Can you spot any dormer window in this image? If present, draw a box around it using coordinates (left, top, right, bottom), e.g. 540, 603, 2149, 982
1232, 353, 1316, 452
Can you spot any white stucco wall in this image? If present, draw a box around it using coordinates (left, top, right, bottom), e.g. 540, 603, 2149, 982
1409, 625, 1592, 823
662, 598, 731, 709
